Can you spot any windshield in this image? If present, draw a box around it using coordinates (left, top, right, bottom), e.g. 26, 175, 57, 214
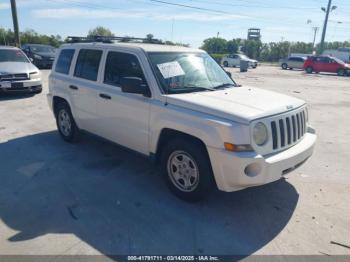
333, 57, 345, 65
30, 45, 55, 53
0, 49, 29, 63
148, 52, 236, 94
240, 54, 249, 59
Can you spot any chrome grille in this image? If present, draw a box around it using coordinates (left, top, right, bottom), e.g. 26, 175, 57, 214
270, 109, 307, 150
0, 73, 28, 82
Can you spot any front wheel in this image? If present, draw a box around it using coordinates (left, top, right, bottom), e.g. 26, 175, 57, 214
337, 69, 345, 76
281, 63, 288, 70
160, 139, 215, 202
305, 67, 313, 74
223, 61, 229, 67
55, 102, 80, 143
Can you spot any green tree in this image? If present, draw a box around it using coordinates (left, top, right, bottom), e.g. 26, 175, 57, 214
227, 39, 241, 54
87, 26, 114, 37
201, 37, 228, 54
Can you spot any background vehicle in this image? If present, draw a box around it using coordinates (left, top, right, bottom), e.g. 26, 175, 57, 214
280, 56, 306, 70
303, 55, 350, 76
221, 54, 258, 68
22, 44, 56, 69
0, 46, 42, 94
48, 36, 316, 201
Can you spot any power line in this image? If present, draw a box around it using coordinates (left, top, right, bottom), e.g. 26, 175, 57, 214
186, 0, 320, 11
149, 0, 231, 14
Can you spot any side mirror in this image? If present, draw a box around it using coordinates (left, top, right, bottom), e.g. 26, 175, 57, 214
29, 57, 34, 63
120, 77, 151, 97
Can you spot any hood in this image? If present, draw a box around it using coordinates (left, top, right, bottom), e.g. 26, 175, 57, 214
35, 51, 55, 58
0, 62, 39, 74
166, 86, 305, 124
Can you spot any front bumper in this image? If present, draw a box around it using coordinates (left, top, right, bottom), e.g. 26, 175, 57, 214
207, 130, 317, 192
0, 79, 42, 94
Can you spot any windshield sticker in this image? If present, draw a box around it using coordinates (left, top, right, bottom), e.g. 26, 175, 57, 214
157, 61, 185, 79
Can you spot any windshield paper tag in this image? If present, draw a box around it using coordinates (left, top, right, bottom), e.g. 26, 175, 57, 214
157, 61, 185, 79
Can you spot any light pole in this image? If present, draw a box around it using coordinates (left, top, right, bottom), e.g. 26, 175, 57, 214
320, 0, 337, 54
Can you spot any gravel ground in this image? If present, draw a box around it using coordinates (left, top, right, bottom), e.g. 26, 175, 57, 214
0, 66, 349, 257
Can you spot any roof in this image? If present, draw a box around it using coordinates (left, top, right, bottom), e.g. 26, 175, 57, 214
0, 45, 20, 50
61, 42, 203, 53
22, 43, 54, 47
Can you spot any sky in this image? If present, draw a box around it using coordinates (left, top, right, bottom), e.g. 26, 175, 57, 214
0, 0, 350, 47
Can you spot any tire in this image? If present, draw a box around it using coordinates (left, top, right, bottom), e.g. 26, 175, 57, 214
55, 101, 80, 143
160, 138, 215, 202
305, 67, 313, 74
281, 63, 288, 70
337, 69, 345, 76
223, 61, 229, 67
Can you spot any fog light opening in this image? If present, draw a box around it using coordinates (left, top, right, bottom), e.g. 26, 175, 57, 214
244, 163, 262, 177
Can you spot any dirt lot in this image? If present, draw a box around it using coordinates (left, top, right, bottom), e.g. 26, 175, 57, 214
0, 66, 349, 257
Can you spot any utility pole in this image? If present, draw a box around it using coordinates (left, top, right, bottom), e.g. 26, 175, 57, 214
10, 0, 20, 47
320, 0, 337, 53
312, 27, 319, 48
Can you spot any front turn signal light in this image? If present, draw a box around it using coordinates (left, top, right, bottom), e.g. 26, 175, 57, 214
224, 143, 253, 152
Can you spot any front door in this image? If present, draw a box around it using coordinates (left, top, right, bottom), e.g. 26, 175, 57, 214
95, 51, 151, 155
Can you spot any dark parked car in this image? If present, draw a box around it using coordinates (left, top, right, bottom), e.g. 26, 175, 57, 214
303, 55, 350, 76
22, 44, 56, 69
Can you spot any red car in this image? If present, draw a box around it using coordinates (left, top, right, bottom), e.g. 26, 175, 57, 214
303, 56, 350, 76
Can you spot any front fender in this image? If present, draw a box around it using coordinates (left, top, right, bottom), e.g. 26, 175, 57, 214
149, 101, 251, 154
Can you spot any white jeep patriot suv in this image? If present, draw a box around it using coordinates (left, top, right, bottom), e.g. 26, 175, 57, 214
47, 37, 316, 201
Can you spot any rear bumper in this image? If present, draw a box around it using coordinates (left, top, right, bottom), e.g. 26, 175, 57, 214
34, 59, 54, 68
0, 79, 42, 94
208, 130, 317, 192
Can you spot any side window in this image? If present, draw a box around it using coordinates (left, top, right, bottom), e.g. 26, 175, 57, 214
74, 49, 102, 81
104, 51, 145, 87
55, 49, 75, 75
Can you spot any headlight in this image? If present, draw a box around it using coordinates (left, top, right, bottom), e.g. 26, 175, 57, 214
30, 71, 41, 80
253, 122, 268, 146
34, 54, 42, 60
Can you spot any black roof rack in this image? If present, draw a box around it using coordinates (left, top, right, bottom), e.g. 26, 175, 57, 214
66, 35, 163, 44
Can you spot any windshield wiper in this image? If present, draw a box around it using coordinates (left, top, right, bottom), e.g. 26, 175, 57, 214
213, 83, 234, 90
183, 86, 215, 92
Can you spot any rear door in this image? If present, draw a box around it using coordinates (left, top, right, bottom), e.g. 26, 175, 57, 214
95, 50, 151, 155
288, 57, 297, 68
70, 48, 103, 133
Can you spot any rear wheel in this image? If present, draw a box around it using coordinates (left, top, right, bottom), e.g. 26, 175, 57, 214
160, 138, 215, 202
305, 67, 313, 74
55, 101, 80, 143
282, 63, 288, 70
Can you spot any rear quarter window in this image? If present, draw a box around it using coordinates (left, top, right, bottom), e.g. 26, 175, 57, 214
74, 49, 102, 81
55, 49, 75, 75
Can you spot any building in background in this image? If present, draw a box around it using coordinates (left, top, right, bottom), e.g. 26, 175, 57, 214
323, 48, 350, 63
247, 28, 261, 41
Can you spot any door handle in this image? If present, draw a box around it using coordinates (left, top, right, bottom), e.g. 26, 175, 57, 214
69, 85, 78, 90
99, 93, 111, 100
